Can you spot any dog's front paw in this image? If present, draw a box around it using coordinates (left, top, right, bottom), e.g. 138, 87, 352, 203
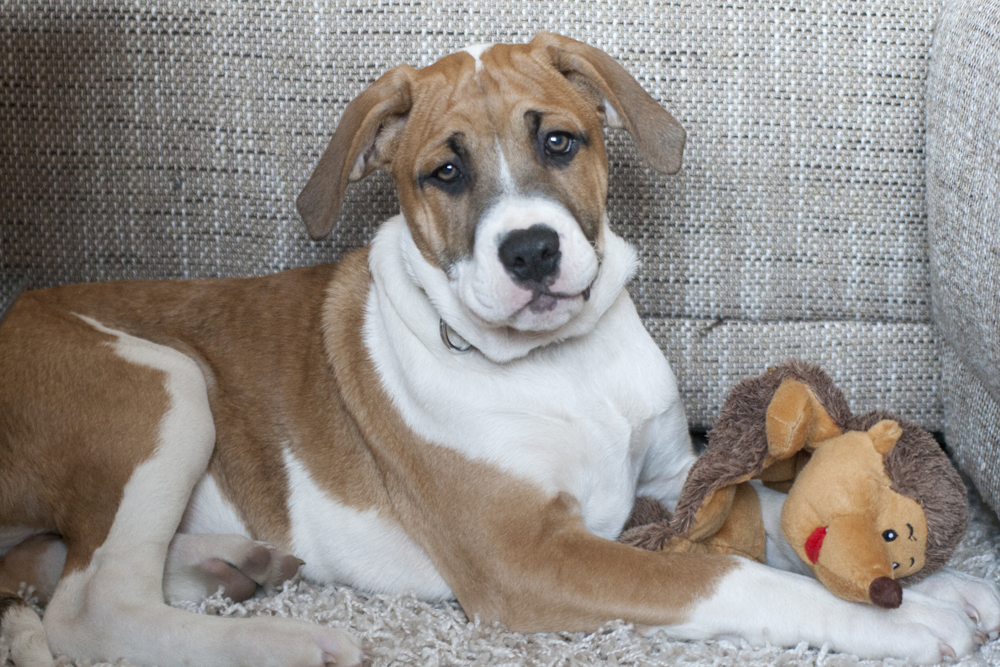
908, 568, 1000, 641
883, 587, 989, 663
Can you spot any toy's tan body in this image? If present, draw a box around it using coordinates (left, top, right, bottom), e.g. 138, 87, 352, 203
1, 37, 999, 667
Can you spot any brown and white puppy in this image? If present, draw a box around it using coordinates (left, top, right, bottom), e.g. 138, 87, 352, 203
1, 33, 998, 667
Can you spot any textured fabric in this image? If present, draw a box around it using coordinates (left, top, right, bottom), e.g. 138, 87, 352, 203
0, 1, 944, 428
942, 347, 1000, 515
652, 319, 943, 428
926, 0, 1000, 515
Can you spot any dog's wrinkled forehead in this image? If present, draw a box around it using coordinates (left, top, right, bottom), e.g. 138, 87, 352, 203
388, 44, 611, 267
296, 33, 685, 257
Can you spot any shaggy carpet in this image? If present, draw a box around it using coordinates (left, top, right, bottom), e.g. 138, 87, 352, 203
5, 488, 999, 667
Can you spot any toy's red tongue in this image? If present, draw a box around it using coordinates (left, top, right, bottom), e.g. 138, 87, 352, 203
805, 526, 828, 564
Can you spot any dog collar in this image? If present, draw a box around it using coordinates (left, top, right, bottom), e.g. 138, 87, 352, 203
439, 319, 474, 353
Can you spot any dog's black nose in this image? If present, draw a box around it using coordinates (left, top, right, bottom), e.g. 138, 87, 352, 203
498, 225, 561, 284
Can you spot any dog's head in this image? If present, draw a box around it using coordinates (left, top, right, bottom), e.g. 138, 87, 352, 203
299, 33, 684, 342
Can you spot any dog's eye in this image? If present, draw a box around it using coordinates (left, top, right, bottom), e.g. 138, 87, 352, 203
892, 562, 900, 570
434, 163, 460, 182
545, 132, 574, 155
882, 529, 898, 542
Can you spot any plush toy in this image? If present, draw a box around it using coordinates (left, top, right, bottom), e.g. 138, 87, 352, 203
620, 360, 969, 608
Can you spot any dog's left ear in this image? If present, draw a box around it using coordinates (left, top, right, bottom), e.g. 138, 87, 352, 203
297, 66, 416, 240
531, 33, 686, 175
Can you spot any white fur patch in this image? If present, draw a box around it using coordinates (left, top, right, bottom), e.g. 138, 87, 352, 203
283, 448, 452, 599
0, 603, 53, 667
674, 558, 992, 664
461, 43, 493, 71
179, 474, 252, 539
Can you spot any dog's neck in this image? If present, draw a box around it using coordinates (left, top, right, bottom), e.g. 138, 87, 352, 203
366, 215, 638, 364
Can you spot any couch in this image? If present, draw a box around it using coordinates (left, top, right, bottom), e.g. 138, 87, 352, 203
2, 1, 999, 662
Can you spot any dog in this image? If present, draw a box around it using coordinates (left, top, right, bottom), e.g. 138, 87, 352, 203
1, 33, 998, 667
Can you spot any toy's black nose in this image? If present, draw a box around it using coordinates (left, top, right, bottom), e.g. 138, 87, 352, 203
498, 225, 561, 284
869, 576, 903, 609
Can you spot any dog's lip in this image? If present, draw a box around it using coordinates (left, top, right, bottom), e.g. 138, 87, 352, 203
517, 280, 595, 315
536, 284, 592, 301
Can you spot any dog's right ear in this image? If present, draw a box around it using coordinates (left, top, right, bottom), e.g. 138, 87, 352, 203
530, 33, 686, 175
297, 66, 415, 240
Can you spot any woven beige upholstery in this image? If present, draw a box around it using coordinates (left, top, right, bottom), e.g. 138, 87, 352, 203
927, 0, 1000, 513
0, 3, 955, 432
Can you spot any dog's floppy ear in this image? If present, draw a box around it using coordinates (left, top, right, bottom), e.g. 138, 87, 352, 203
297, 66, 416, 240
531, 33, 686, 174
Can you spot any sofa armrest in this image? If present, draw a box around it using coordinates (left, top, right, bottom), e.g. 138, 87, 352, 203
927, 0, 1000, 512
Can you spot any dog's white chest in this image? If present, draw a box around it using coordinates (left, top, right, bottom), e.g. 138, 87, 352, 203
366, 279, 682, 540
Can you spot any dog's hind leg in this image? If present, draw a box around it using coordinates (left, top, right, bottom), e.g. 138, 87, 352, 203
34, 316, 361, 667
0, 531, 302, 607
0, 534, 67, 606
164, 533, 305, 603
0, 592, 52, 667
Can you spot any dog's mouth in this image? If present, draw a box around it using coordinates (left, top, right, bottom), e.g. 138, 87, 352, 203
524, 284, 593, 314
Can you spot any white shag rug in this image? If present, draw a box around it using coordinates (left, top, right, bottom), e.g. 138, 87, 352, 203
5, 489, 1000, 667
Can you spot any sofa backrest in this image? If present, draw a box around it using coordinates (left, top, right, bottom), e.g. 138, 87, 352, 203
0, 1, 945, 428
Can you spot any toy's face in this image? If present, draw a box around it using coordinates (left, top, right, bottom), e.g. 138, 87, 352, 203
877, 491, 927, 578
780, 425, 929, 607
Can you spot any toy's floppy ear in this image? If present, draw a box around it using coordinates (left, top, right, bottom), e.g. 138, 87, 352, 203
867, 420, 903, 455
297, 66, 416, 240
765, 378, 843, 460
531, 33, 686, 174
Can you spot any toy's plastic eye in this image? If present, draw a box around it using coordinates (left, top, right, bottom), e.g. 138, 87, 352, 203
882, 529, 898, 542
892, 562, 900, 569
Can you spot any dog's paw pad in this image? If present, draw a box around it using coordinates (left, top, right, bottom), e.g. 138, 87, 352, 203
199, 557, 257, 602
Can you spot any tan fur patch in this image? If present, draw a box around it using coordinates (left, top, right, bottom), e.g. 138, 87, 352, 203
0, 296, 168, 573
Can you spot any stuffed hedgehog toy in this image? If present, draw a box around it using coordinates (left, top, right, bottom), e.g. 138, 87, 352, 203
620, 360, 969, 608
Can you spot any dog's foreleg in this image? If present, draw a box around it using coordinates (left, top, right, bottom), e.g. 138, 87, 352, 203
752, 481, 813, 575
672, 554, 998, 663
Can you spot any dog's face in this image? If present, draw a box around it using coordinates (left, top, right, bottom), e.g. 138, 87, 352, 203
298, 34, 685, 334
